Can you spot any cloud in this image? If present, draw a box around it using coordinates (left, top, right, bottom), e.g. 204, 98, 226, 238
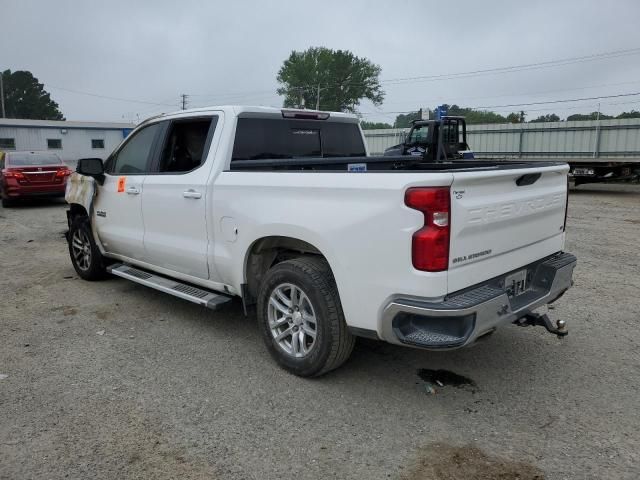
2, 0, 640, 122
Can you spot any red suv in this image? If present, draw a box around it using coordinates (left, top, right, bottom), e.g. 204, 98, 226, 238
0, 151, 72, 207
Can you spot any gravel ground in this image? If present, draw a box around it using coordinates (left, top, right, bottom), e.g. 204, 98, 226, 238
1, 184, 639, 480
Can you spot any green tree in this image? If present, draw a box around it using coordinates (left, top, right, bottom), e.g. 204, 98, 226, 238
507, 112, 523, 123
566, 112, 613, 121
529, 113, 561, 123
360, 120, 392, 130
506, 111, 526, 123
394, 106, 510, 127
393, 111, 421, 128
276, 47, 384, 113
615, 110, 640, 119
1, 70, 64, 120
446, 105, 509, 124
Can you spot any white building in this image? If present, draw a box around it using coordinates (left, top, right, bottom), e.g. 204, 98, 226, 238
0, 118, 134, 165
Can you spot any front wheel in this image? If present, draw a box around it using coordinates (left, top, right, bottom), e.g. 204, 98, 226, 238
68, 216, 108, 280
257, 257, 355, 377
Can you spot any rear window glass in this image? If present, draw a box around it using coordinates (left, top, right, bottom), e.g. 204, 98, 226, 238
7, 152, 62, 166
232, 118, 365, 161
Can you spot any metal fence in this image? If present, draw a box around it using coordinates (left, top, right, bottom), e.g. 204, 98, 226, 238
363, 118, 640, 159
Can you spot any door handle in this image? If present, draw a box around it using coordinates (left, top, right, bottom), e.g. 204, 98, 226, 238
126, 186, 140, 195
183, 189, 202, 199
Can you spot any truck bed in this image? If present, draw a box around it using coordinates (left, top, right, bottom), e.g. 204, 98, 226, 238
229, 155, 566, 172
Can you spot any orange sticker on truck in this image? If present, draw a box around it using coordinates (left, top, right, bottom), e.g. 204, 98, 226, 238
117, 176, 126, 193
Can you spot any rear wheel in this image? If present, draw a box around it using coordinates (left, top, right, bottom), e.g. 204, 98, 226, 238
1, 197, 15, 208
68, 216, 108, 280
257, 257, 355, 377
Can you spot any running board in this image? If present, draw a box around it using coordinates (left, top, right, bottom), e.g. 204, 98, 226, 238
107, 263, 232, 311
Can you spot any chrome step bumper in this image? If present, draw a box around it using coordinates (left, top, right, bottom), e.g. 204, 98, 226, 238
107, 264, 232, 310
381, 252, 577, 349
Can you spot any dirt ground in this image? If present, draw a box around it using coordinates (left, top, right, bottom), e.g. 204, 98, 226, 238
1, 184, 639, 479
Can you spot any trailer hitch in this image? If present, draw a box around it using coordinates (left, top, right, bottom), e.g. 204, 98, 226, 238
515, 313, 568, 338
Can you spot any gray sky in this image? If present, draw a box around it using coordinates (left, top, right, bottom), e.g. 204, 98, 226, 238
3, 0, 640, 124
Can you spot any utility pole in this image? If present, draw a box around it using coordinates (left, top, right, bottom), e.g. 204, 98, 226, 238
316, 83, 321, 110
181, 93, 188, 110
298, 88, 305, 109
0, 72, 5, 118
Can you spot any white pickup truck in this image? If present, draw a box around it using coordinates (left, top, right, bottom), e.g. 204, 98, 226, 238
65, 106, 576, 376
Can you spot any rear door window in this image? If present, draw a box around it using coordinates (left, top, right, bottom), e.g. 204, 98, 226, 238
231, 118, 365, 161
156, 117, 216, 173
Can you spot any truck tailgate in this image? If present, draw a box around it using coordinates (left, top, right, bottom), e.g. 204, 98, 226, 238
448, 164, 569, 293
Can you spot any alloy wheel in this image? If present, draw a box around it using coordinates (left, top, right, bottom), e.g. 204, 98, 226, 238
71, 229, 92, 271
267, 283, 318, 358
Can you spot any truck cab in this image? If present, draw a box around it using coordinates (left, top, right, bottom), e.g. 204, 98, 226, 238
384, 116, 474, 161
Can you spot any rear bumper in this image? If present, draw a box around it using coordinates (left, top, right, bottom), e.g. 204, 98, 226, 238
381, 252, 576, 350
3, 182, 67, 198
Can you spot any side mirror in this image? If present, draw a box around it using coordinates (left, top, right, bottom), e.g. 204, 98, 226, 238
76, 158, 105, 185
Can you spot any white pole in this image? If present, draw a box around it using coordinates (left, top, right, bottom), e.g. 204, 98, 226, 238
593, 102, 601, 159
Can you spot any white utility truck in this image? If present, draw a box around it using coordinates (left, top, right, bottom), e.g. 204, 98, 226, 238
65, 106, 576, 377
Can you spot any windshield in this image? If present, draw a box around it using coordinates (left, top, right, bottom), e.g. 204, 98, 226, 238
232, 118, 366, 160
7, 152, 63, 166
407, 124, 429, 144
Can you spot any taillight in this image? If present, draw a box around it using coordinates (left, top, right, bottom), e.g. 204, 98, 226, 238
2, 169, 25, 179
56, 168, 71, 178
405, 187, 451, 272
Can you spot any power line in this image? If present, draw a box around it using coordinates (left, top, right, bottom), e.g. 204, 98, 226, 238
46, 84, 177, 107
378, 79, 640, 109
472, 91, 640, 110
279, 47, 640, 93
287, 47, 640, 93
359, 91, 640, 117
294, 80, 640, 118
187, 88, 275, 98
188, 92, 280, 107
378, 47, 640, 86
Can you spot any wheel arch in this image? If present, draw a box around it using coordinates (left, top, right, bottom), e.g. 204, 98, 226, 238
243, 235, 332, 303
68, 203, 89, 219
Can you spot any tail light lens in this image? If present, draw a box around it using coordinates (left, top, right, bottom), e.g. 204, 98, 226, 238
405, 187, 451, 271
2, 169, 25, 179
55, 168, 71, 177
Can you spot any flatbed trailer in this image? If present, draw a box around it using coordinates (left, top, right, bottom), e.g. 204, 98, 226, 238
474, 156, 640, 186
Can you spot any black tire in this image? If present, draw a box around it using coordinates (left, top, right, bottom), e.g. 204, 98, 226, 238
257, 257, 355, 377
2, 197, 15, 208
68, 215, 108, 280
